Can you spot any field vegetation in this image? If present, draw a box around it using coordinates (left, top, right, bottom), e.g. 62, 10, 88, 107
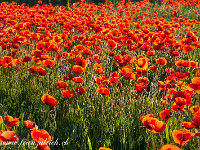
0, 0, 200, 149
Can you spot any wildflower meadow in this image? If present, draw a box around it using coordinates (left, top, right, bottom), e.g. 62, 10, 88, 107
0, 0, 200, 149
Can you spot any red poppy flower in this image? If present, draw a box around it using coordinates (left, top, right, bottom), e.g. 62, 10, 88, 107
41, 94, 58, 107
140, 115, 166, 133
192, 110, 200, 128
22, 56, 31, 63
136, 68, 147, 78
0, 116, 3, 123
172, 51, 180, 57
0, 130, 18, 145
43, 59, 55, 69
57, 81, 68, 89
28, 66, 37, 73
156, 57, 167, 66
119, 66, 135, 80
190, 105, 200, 114
75, 87, 87, 95
73, 77, 83, 83
64, 40, 72, 47
160, 144, 181, 150
83, 48, 93, 56
99, 147, 112, 150
189, 77, 200, 94
146, 51, 155, 56
149, 66, 157, 72
159, 109, 170, 121
189, 61, 198, 68
5, 115, 20, 130
62, 90, 74, 98
136, 58, 148, 70
114, 55, 124, 64
110, 77, 119, 83
195, 129, 200, 136
173, 91, 192, 106
172, 102, 185, 111
140, 114, 154, 121
183, 45, 194, 53
72, 65, 84, 74
2, 56, 12, 68
135, 83, 147, 92
107, 40, 117, 49
138, 77, 150, 85
122, 55, 134, 64
36, 67, 46, 76
182, 121, 195, 129
96, 86, 110, 96
172, 129, 194, 146
24, 120, 34, 129
31, 129, 51, 150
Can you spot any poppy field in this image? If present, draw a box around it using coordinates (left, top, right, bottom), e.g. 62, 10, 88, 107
0, 0, 200, 149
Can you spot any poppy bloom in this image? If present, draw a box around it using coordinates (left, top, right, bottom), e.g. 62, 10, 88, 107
189, 61, 198, 68
159, 109, 170, 121
5, 115, 20, 130
149, 66, 157, 72
99, 147, 112, 150
140, 115, 166, 133
160, 144, 181, 150
72, 65, 84, 74
173, 91, 192, 106
107, 40, 117, 49
73, 77, 83, 83
189, 77, 200, 94
24, 120, 34, 129
136, 58, 148, 70
83, 48, 93, 56
22, 56, 31, 63
96, 86, 110, 96
134, 83, 147, 92
0, 130, 18, 145
62, 90, 74, 98
138, 77, 150, 85
195, 129, 200, 136
57, 81, 68, 89
36, 67, 46, 76
41, 94, 58, 107
2, 56, 12, 68
190, 105, 200, 114
31, 129, 51, 150
146, 51, 155, 56
75, 87, 87, 95
182, 121, 195, 129
172, 102, 185, 111
183, 45, 194, 53
64, 40, 72, 47
192, 110, 200, 128
196, 70, 200, 77
172, 72, 190, 81
28, 66, 37, 73
140, 114, 154, 121
172, 129, 194, 146
122, 55, 134, 64
0, 116, 3, 123
156, 57, 167, 66
110, 77, 119, 83
172, 51, 180, 57
43, 59, 55, 69
119, 66, 135, 80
